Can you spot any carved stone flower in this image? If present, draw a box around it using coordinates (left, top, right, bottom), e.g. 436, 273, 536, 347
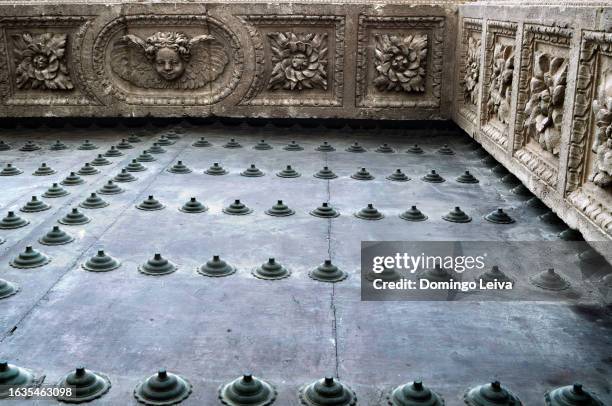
463, 37, 480, 105
12, 32, 73, 90
373, 34, 428, 93
590, 95, 612, 188
486, 44, 514, 125
523, 53, 567, 156
268, 32, 328, 91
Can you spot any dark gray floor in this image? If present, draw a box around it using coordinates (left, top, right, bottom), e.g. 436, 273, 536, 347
0, 123, 610, 405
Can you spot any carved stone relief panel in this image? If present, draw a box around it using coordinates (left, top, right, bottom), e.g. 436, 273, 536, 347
566, 31, 612, 236
237, 15, 344, 107
457, 18, 482, 125
513, 24, 571, 189
356, 16, 445, 108
480, 21, 517, 149
93, 15, 243, 106
0, 16, 96, 106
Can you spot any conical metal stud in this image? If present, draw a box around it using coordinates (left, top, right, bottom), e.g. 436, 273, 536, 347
316, 141, 335, 152
224, 138, 242, 148
165, 128, 183, 140
77, 163, 99, 176
44, 182, 69, 198
20, 196, 51, 213
205, 162, 228, 175
219, 374, 277, 406
399, 206, 428, 222
437, 144, 455, 155
485, 208, 515, 224
299, 377, 356, 406
442, 206, 472, 223
223, 200, 253, 215
365, 266, 401, 282
464, 381, 522, 406
421, 170, 445, 183
10, 246, 51, 268
77, 140, 97, 150
139, 253, 177, 276
284, 140, 304, 151
79, 193, 109, 209
545, 383, 603, 406
386, 169, 410, 182
179, 197, 208, 213
0, 211, 29, 229
113, 169, 137, 183
136, 195, 165, 211
456, 170, 479, 184
133, 369, 191, 405
346, 142, 366, 153
147, 143, 166, 154
277, 165, 301, 178
0, 163, 23, 176
116, 138, 133, 149
136, 150, 156, 162
32, 162, 56, 176
418, 266, 453, 283
530, 268, 570, 291
406, 144, 424, 154
525, 197, 548, 213
57, 367, 111, 403
59, 208, 91, 225
314, 166, 338, 179
309, 260, 348, 283
265, 200, 295, 217
82, 250, 121, 272
39, 225, 74, 245
103, 146, 123, 157
167, 160, 192, 174
389, 380, 444, 406
20, 141, 41, 151
355, 203, 384, 220
155, 135, 174, 146
310, 202, 339, 218
0, 141, 10, 151
0, 278, 20, 300
491, 164, 509, 177
558, 228, 584, 241
125, 159, 146, 172
539, 210, 565, 226
501, 174, 520, 186
511, 184, 532, 198
0, 361, 36, 396
241, 164, 264, 177
351, 167, 374, 180
91, 154, 111, 166
193, 137, 212, 147
481, 155, 498, 167
252, 258, 291, 280
476, 265, 513, 284
375, 143, 395, 153
97, 180, 124, 195
127, 134, 142, 143
197, 255, 236, 277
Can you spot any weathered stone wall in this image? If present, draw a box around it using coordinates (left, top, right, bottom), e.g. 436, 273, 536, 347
0, 1, 463, 120
453, 2, 612, 241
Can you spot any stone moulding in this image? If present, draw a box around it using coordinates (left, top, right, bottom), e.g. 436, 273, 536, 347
0, 16, 96, 106
513, 23, 572, 189
92, 14, 244, 106
480, 20, 518, 150
355, 15, 445, 109
457, 17, 483, 127
237, 14, 345, 107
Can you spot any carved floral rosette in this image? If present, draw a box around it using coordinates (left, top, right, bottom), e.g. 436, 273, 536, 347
457, 18, 483, 128
356, 15, 445, 109
92, 15, 243, 106
480, 20, 517, 149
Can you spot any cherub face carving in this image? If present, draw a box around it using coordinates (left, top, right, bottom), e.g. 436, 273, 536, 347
155, 47, 185, 81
